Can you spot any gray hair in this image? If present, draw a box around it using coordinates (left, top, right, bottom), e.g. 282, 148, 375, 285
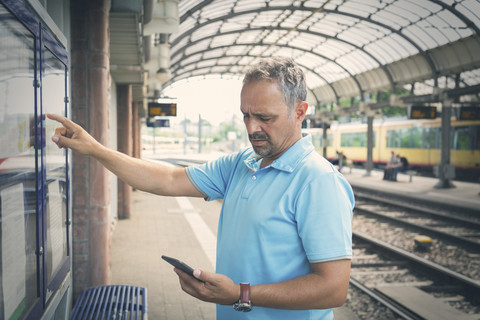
243, 57, 307, 113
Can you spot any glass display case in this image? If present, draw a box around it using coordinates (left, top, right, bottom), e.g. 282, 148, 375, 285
0, 1, 70, 319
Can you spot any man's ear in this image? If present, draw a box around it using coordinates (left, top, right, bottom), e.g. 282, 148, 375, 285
295, 101, 309, 121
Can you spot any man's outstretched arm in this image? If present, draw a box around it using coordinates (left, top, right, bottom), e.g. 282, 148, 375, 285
47, 113, 204, 197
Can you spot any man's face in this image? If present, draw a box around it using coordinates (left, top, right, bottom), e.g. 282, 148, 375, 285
240, 80, 306, 166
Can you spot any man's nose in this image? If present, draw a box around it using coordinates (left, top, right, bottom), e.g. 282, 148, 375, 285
245, 118, 261, 134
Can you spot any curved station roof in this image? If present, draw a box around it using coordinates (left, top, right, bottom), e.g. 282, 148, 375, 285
164, 0, 480, 113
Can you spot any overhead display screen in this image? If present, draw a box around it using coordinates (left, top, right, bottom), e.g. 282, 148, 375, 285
456, 106, 480, 120
407, 106, 437, 119
148, 102, 177, 117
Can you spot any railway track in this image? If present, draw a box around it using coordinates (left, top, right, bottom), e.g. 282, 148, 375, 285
354, 192, 480, 252
348, 187, 480, 319
349, 231, 480, 319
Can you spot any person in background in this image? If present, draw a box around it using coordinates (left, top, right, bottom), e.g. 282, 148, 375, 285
397, 154, 409, 173
48, 56, 354, 320
384, 150, 399, 181
338, 151, 345, 172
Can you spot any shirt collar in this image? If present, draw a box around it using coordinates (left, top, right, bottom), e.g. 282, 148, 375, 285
244, 134, 314, 173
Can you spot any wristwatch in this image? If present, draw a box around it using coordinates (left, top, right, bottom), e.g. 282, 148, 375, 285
233, 282, 252, 312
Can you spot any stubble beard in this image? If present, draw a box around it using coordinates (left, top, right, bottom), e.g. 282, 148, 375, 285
249, 132, 274, 158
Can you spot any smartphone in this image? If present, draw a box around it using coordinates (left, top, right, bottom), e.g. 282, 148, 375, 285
161, 255, 204, 282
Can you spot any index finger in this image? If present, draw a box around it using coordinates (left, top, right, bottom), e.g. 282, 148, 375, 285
46, 113, 75, 129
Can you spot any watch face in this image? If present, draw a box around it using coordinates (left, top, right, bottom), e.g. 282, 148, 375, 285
234, 302, 252, 312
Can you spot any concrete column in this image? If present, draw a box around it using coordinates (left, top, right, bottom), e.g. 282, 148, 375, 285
435, 99, 455, 188
70, 0, 111, 299
365, 115, 374, 176
117, 85, 133, 219
132, 101, 141, 159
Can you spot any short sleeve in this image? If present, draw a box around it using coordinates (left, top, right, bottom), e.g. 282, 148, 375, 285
186, 152, 244, 201
296, 171, 354, 262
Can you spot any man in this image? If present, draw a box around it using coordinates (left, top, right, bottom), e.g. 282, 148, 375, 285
398, 154, 409, 173
384, 150, 399, 181
49, 57, 354, 319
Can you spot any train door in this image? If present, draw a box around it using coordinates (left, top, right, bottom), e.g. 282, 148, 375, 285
0, 1, 70, 319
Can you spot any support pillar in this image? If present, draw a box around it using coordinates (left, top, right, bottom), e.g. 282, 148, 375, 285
365, 114, 374, 176
435, 99, 455, 188
70, 0, 111, 299
117, 85, 133, 218
132, 101, 141, 159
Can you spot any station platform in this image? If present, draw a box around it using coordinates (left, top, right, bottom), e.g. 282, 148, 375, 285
110, 152, 479, 319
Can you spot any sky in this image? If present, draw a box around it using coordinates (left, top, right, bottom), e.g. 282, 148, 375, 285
162, 76, 244, 126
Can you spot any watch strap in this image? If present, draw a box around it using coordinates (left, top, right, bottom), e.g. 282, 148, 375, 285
239, 283, 250, 303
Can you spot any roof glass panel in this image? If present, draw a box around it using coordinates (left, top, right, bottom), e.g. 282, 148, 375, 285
260, 29, 289, 44
196, 59, 217, 69
178, 0, 202, 16
210, 34, 240, 47
250, 10, 288, 27
365, 34, 417, 64
336, 51, 379, 74
454, 0, 480, 29
175, 16, 198, 39
279, 9, 313, 29
225, 45, 253, 56
171, 37, 189, 54
314, 61, 349, 83
389, 0, 433, 21
337, 21, 388, 47
198, 0, 236, 20
190, 21, 223, 42
309, 13, 356, 37
461, 68, 480, 86
401, 24, 438, 50
280, 31, 318, 51
337, 0, 386, 18
304, 72, 325, 88
434, 9, 473, 39
313, 39, 353, 60
184, 40, 211, 56
371, 7, 411, 29
236, 30, 266, 43
202, 47, 228, 59
217, 56, 241, 65
420, 15, 455, 45
234, 0, 265, 12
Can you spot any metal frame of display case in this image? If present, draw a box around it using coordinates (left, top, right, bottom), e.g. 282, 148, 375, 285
0, 1, 71, 319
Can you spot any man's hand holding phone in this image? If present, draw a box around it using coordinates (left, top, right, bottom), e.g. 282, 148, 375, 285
162, 255, 240, 306
161, 255, 204, 283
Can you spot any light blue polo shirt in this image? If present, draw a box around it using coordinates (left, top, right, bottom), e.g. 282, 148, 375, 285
186, 135, 354, 320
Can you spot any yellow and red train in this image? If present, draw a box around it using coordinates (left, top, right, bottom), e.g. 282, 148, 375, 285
305, 118, 480, 182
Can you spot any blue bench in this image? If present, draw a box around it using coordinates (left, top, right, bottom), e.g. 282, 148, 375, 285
70, 285, 147, 320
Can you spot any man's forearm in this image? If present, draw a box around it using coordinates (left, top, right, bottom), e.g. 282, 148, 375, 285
249, 260, 350, 310
91, 144, 200, 197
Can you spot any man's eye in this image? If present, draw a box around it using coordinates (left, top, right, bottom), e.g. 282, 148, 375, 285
260, 117, 271, 122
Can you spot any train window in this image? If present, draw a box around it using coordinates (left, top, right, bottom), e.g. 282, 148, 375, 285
388, 127, 432, 149
42, 49, 68, 289
399, 127, 423, 149
451, 125, 477, 150
423, 127, 439, 149
341, 132, 376, 147
0, 4, 39, 319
